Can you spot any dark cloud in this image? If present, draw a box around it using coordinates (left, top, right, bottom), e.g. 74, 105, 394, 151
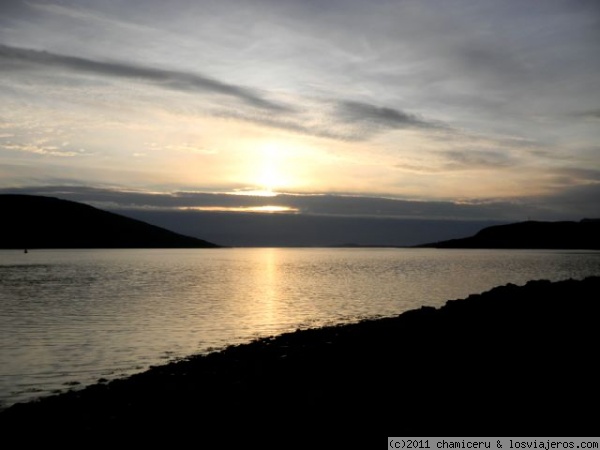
0, 44, 288, 111
0, 0, 27, 16
533, 183, 600, 219
335, 100, 443, 131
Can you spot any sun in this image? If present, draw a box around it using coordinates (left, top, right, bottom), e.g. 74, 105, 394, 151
234, 138, 316, 196
260, 163, 285, 194
255, 142, 288, 194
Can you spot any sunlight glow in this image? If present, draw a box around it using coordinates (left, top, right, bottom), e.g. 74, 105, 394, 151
230, 189, 279, 197
255, 142, 288, 195
180, 206, 298, 213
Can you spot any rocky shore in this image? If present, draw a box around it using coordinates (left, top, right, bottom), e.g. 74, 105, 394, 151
1, 276, 599, 444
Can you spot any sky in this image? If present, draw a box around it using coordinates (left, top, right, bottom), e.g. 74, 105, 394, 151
1, 0, 599, 246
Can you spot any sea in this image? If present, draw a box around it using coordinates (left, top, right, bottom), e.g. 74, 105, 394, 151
1, 247, 599, 410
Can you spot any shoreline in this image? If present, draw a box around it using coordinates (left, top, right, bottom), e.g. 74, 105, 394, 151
1, 276, 599, 441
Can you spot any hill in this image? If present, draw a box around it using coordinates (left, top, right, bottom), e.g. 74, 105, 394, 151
0, 194, 220, 249
416, 219, 600, 249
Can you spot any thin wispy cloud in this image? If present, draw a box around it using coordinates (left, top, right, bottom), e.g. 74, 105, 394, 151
0, 44, 288, 112
2, 142, 78, 157
217, 97, 447, 142
441, 150, 515, 170
573, 109, 600, 121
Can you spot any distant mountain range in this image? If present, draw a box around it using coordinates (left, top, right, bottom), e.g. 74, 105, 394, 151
416, 219, 600, 250
0, 194, 220, 249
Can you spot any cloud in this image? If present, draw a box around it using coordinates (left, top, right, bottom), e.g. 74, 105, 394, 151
1, 44, 450, 143
441, 150, 515, 170
182, 205, 299, 214
532, 183, 600, 219
2, 142, 78, 157
573, 109, 600, 122
25, 1, 151, 35
335, 100, 443, 131
214, 109, 350, 141
162, 144, 218, 155
544, 168, 600, 186
218, 97, 448, 142
0, 44, 288, 112
0, 185, 565, 222
453, 39, 533, 90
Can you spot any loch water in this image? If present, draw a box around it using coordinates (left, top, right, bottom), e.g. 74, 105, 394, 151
1, 247, 598, 409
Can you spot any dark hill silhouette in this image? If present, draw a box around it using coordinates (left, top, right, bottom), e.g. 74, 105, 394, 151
416, 219, 600, 249
0, 194, 220, 249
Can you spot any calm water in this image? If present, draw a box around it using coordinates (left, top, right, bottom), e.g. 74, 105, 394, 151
1, 248, 598, 409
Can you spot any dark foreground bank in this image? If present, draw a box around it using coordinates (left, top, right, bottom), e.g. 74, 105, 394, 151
1, 277, 599, 443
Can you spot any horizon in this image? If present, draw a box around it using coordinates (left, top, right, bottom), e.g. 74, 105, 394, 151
1, 0, 599, 245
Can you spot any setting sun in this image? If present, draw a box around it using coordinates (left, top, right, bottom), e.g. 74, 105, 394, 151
256, 142, 287, 194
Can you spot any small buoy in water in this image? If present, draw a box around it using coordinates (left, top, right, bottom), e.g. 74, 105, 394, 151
24, 249, 28, 254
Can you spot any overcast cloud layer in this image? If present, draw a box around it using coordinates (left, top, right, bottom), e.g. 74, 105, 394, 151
1, 0, 599, 243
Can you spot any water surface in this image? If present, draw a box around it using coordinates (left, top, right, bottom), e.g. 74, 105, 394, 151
1, 248, 598, 409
